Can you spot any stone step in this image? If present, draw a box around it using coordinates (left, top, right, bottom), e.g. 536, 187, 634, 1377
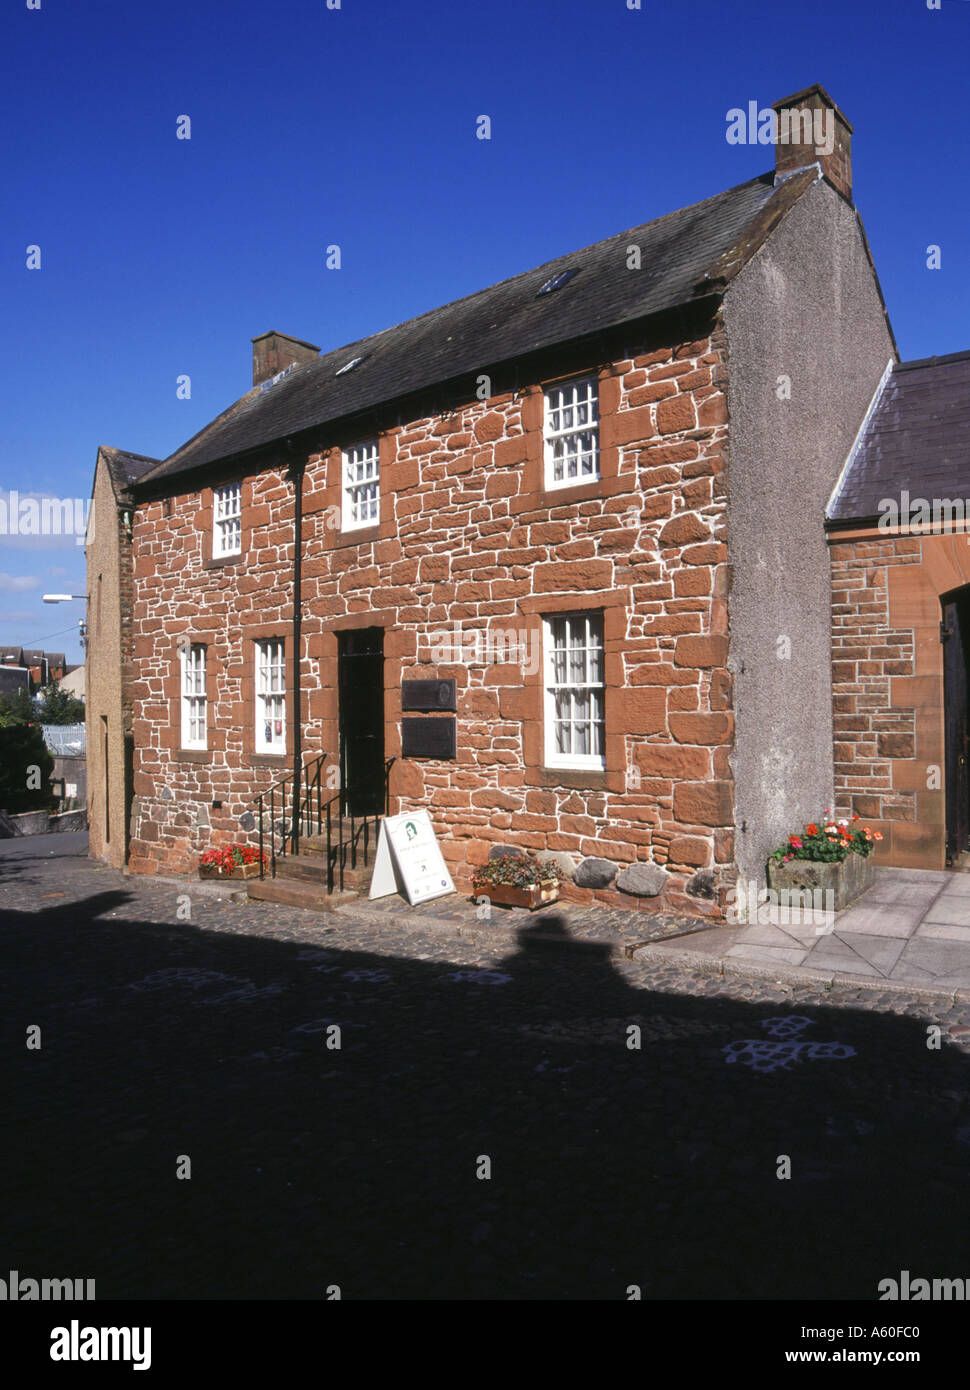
274, 856, 332, 884
296, 835, 329, 858
300, 831, 379, 860
247, 877, 357, 912
338, 864, 374, 891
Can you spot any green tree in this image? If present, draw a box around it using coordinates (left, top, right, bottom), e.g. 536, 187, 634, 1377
0, 686, 36, 728
37, 680, 84, 725
0, 723, 56, 813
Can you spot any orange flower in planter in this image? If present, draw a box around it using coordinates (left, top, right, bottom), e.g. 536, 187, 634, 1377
771, 811, 881, 865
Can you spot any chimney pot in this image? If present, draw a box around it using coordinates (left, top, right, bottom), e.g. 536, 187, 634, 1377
772, 83, 853, 202
251, 331, 321, 388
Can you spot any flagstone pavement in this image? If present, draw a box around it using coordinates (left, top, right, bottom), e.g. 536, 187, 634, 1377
649, 868, 970, 993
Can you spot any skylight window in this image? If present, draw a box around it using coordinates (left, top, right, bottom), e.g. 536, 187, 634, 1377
336, 354, 369, 376
537, 268, 579, 297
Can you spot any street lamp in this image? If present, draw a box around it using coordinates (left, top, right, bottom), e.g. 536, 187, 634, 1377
42, 594, 89, 650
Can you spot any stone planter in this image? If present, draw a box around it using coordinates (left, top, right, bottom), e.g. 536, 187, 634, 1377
474, 881, 560, 911
766, 851, 875, 912
199, 862, 261, 881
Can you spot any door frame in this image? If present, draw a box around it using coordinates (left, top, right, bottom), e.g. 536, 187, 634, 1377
942, 585, 970, 864
336, 626, 386, 817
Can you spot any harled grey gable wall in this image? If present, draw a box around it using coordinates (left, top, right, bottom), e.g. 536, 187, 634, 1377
722, 176, 895, 890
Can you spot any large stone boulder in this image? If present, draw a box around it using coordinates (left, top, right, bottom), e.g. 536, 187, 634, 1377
488, 843, 526, 862
616, 861, 668, 897
686, 868, 716, 900
540, 850, 581, 881
574, 856, 618, 889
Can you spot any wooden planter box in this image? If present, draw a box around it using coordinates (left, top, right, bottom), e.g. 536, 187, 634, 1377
766, 851, 875, 912
199, 862, 261, 881
473, 881, 560, 910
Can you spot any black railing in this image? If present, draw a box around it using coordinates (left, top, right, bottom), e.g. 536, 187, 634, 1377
254, 751, 329, 880
323, 758, 395, 893
254, 754, 395, 893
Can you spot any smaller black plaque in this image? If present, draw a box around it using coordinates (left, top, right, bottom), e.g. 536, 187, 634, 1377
402, 678, 457, 712
401, 716, 457, 760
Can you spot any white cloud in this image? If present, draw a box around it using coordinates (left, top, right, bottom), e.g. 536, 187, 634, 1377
0, 572, 40, 594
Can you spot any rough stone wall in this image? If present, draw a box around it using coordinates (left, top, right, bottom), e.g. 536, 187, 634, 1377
722, 176, 896, 887
128, 329, 736, 916
85, 458, 130, 869
830, 529, 970, 869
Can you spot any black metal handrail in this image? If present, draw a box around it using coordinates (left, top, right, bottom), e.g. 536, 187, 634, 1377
322, 757, 395, 893
254, 754, 394, 892
253, 751, 329, 880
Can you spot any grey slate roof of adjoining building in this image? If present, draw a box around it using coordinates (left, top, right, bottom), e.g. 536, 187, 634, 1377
827, 350, 970, 524
0, 647, 24, 665
100, 447, 161, 495
134, 169, 815, 491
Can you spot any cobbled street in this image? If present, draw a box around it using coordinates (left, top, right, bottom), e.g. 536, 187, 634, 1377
4, 834, 970, 1301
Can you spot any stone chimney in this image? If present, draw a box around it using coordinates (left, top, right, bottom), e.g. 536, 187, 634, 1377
772, 84, 853, 201
251, 331, 321, 387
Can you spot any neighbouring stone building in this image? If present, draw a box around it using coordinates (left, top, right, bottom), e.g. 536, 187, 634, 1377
88, 84, 917, 917
827, 350, 970, 870
85, 446, 159, 869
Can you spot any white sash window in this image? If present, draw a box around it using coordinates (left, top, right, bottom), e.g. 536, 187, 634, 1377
255, 640, 286, 753
544, 613, 605, 770
213, 483, 242, 557
543, 377, 599, 489
180, 644, 207, 750
342, 441, 380, 531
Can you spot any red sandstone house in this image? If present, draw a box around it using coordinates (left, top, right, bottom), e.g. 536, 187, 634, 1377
827, 350, 970, 871
87, 83, 936, 918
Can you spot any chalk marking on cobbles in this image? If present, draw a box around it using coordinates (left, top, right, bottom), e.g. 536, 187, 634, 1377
723, 1016, 856, 1073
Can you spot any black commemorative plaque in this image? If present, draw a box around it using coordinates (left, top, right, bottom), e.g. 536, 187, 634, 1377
401, 716, 457, 759
401, 678, 457, 712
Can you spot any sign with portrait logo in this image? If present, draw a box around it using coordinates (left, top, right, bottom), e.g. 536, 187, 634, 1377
369, 809, 456, 906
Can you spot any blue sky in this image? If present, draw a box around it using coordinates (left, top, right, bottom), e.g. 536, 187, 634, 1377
1, 0, 967, 662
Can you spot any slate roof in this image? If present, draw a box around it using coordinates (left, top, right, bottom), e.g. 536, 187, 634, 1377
100, 447, 160, 495
134, 168, 818, 491
827, 350, 970, 525
0, 647, 24, 664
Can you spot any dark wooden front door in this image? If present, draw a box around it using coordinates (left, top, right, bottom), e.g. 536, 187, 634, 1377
337, 628, 385, 817
943, 589, 970, 863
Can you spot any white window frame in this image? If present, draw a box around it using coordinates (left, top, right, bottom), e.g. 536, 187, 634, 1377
543, 612, 606, 771
543, 376, 600, 490
180, 643, 207, 750
255, 639, 286, 754
341, 440, 380, 531
213, 482, 242, 557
